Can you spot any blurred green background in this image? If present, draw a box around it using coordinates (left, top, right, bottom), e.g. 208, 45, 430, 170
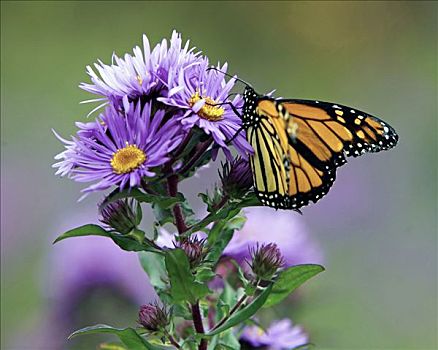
1, 1, 437, 349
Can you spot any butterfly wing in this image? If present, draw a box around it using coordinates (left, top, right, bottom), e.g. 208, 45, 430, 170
277, 99, 399, 170
247, 98, 398, 210
247, 99, 336, 209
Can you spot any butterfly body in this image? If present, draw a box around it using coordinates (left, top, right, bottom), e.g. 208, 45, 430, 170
241, 86, 399, 210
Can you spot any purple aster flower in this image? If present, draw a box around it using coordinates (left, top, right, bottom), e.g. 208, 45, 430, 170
49, 234, 153, 308
80, 30, 202, 109
159, 58, 252, 159
53, 102, 184, 195
240, 319, 309, 350
224, 207, 324, 268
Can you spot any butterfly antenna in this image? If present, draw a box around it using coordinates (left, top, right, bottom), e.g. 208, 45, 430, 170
207, 66, 253, 88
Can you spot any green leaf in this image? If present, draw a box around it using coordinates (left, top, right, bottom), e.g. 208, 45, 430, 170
138, 252, 168, 290
109, 233, 153, 252
263, 264, 324, 308
164, 249, 210, 304
135, 202, 143, 226
216, 282, 237, 322
187, 204, 241, 236
237, 192, 262, 207
99, 343, 127, 350
104, 188, 183, 208
53, 224, 109, 244
53, 225, 157, 253
195, 265, 217, 283
215, 330, 240, 350
180, 199, 196, 225
68, 324, 162, 350
152, 203, 174, 226
207, 284, 273, 336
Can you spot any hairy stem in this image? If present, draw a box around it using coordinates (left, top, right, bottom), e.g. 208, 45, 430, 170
212, 194, 229, 211
167, 174, 188, 234
191, 301, 208, 350
178, 138, 213, 176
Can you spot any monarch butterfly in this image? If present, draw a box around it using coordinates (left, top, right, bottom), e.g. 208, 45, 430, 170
239, 85, 399, 210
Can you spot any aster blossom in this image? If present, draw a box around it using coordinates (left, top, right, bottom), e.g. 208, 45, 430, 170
53, 102, 183, 194
240, 319, 309, 350
80, 30, 203, 109
159, 58, 252, 159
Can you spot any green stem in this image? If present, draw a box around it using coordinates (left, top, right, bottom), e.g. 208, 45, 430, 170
164, 330, 181, 349
212, 279, 260, 331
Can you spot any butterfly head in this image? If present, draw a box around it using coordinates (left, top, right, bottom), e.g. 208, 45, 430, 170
243, 86, 258, 102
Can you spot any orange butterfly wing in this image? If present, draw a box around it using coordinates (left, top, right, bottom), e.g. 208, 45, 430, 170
247, 97, 398, 209
278, 99, 398, 170
248, 100, 336, 209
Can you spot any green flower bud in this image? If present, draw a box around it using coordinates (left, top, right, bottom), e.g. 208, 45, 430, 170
249, 243, 284, 281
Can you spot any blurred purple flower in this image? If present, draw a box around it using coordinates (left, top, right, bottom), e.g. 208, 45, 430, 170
80, 31, 202, 108
53, 102, 184, 195
49, 235, 152, 306
240, 319, 309, 350
224, 207, 323, 267
26, 212, 156, 349
159, 59, 252, 159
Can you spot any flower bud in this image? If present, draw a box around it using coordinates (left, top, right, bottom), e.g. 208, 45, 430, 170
220, 157, 253, 197
176, 236, 207, 268
249, 243, 284, 281
99, 199, 138, 234
138, 302, 169, 332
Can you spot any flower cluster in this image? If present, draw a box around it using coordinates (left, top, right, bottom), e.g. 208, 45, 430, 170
54, 31, 251, 196
52, 32, 325, 350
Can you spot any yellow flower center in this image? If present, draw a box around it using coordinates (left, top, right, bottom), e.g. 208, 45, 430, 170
189, 91, 224, 121
111, 144, 146, 174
